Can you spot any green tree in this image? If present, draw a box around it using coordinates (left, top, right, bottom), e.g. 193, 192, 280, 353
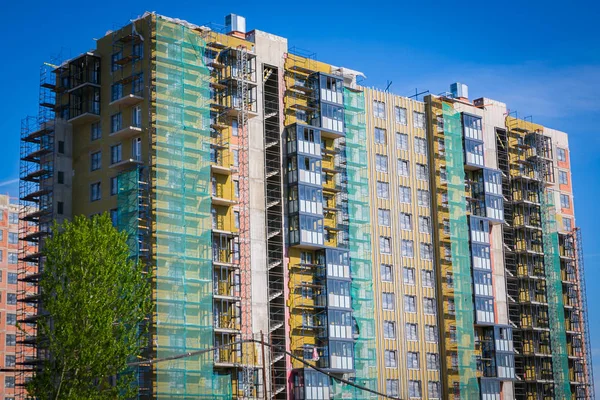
28, 214, 151, 399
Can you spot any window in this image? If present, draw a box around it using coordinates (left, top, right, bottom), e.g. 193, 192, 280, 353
417, 189, 430, 207
132, 137, 142, 161
416, 163, 429, 181
111, 51, 122, 71
233, 180, 239, 198
7, 293, 16, 305
422, 270, 434, 287
6, 334, 16, 346
420, 243, 433, 260
91, 122, 101, 140
399, 186, 411, 203
424, 298, 436, 314
8, 232, 18, 244
440, 167, 447, 183
9, 213, 18, 224
373, 100, 386, 119
401, 239, 414, 257
233, 150, 239, 167
382, 293, 395, 310
397, 159, 409, 177
395, 107, 407, 125
426, 353, 439, 370
564, 217, 572, 232
384, 321, 396, 339
111, 113, 122, 133
378, 209, 391, 226
6, 314, 16, 325
90, 182, 101, 202
407, 352, 419, 369
376, 181, 389, 199
4, 376, 16, 390
419, 216, 431, 234
376, 154, 388, 172
408, 380, 422, 398
91, 151, 101, 171
404, 295, 416, 312
384, 350, 397, 367
560, 194, 570, 209
132, 105, 142, 127
110, 209, 118, 226
413, 111, 425, 129
403, 267, 415, 285
8, 273, 17, 284
380, 236, 392, 254
381, 264, 393, 282
5, 355, 15, 367
58, 140, 65, 154
425, 325, 438, 342
232, 120, 238, 137
386, 379, 399, 397
463, 114, 483, 140
557, 148, 566, 161
111, 83, 123, 101
400, 213, 412, 230
396, 133, 408, 150
374, 128, 386, 144
559, 170, 568, 185
428, 381, 441, 399
449, 326, 457, 343
133, 42, 143, 59
8, 254, 17, 265
451, 352, 458, 367
414, 137, 427, 155
110, 177, 119, 196
57, 171, 64, 184
57, 201, 64, 215
406, 323, 418, 341
110, 144, 122, 164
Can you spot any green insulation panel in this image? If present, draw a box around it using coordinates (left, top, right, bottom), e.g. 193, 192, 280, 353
442, 103, 479, 398
153, 17, 231, 398
540, 190, 571, 399
331, 88, 378, 399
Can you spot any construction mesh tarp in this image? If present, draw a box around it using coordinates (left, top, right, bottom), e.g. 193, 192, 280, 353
116, 167, 148, 394
153, 17, 231, 398
331, 88, 378, 399
540, 189, 571, 399
442, 103, 479, 398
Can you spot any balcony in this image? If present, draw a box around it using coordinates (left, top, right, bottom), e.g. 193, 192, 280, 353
68, 100, 100, 125
109, 158, 143, 171
110, 125, 142, 139
109, 92, 143, 108
213, 281, 240, 301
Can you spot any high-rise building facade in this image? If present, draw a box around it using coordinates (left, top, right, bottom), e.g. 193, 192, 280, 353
0, 195, 20, 397
16, 11, 593, 400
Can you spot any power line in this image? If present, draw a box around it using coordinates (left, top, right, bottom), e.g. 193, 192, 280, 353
128, 338, 403, 400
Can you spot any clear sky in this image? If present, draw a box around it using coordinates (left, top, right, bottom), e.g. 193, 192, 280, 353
1, 0, 599, 387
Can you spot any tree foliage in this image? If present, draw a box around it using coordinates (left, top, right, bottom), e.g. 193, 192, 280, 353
28, 214, 151, 399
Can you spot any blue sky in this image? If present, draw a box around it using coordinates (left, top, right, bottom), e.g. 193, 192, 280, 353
1, 0, 599, 387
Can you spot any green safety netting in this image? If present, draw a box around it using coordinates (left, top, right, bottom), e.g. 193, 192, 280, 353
152, 17, 231, 398
540, 189, 571, 399
331, 88, 378, 399
442, 103, 479, 398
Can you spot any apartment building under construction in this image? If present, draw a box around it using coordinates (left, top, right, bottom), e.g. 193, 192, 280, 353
16, 11, 593, 400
